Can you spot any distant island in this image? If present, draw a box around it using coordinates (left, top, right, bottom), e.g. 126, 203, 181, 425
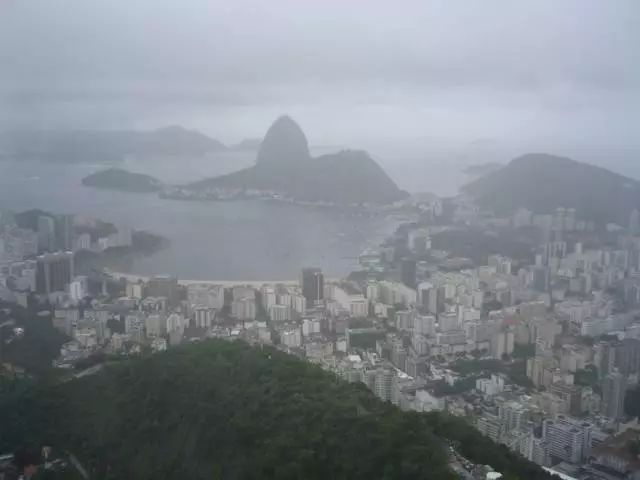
0, 126, 226, 163
460, 153, 640, 225
188, 116, 407, 205
80, 116, 407, 206
82, 168, 164, 193
461, 162, 503, 177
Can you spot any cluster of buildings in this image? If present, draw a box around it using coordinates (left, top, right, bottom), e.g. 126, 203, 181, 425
0, 210, 133, 301
303, 203, 640, 480
8, 196, 640, 479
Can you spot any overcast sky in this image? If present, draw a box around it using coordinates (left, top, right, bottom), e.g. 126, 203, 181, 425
0, 0, 638, 150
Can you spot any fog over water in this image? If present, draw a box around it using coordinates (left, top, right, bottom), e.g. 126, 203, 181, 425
0, 0, 638, 278
0, 151, 406, 280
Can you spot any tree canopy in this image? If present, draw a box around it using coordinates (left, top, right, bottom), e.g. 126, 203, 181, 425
0, 340, 557, 479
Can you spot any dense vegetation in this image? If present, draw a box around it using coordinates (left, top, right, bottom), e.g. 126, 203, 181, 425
461, 153, 640, 225
0, 340, 557, 479
13, 209, 56, 231
430, 227, 536, 265
0, 300, 67, 377
81, 168, 164, 193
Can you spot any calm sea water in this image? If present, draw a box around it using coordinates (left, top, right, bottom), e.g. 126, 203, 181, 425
0, 150, 466, 280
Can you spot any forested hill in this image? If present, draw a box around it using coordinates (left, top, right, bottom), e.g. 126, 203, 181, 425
0, 340, 556, 479
460, 153, 640, 225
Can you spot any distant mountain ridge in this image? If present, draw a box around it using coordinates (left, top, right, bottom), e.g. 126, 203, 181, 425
231, 138, 262, 151
190, 115, 406, 204
460, 153, 640, 224
461, 162, 503, 177
0, 126, 226, 162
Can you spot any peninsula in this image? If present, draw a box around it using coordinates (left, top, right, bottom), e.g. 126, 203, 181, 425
460, 153, 640, 225
187, 116, 407, 205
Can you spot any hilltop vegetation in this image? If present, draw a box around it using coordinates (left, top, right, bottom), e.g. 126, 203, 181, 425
0, 299, 67, 377
81, 168, 163, 193
0, 340, 556, 479
461, 153, 640, 225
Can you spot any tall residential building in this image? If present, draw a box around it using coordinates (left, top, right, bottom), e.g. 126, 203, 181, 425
69, 276, 87, 302
602, 370, 627, 419
395, 310, 416, 331
145, 314, 166, 338
542, 416, 593, 464
400, 259, 417, 289
491, 330, 515, 359
187, 284, 224, 310
549, 383, 584, 416
268, 304, 290, 322
413, 315, 435, 336
522, 435, 550, 467
35, 251, 74, 294
146, 275, 180, 305
166, 314, 184, 333
477, 414, 502, 443
364, 368, 395, 403
527, 356, 546, 388
532, 266, 550, 292
630, 209, 640, 236
193, 306, 215, 329
37, 215, 56, 253
427, 286, 446, 315
498, 400, 527, 433
75, 232, 91, 251
613, 339, 640, 376
301, 267, 324, 306
55, 214, 75, 251
260, 286, 277, 310
231, 298, 256, 321
231, 285, 255, 302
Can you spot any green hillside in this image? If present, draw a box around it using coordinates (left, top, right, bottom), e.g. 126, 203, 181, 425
0, 340, 556, 479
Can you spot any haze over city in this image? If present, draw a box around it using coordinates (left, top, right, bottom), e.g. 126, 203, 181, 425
1, 1, 638, 159
1, 2, 640, 480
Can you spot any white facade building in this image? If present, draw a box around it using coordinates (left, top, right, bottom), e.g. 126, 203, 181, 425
269, 304, 290, 322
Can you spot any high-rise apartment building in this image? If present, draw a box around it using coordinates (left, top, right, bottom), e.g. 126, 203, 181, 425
400, 259, 417, 289
146, 275, 180, 305
231, 297, 256, 321
37, 215, 56, 253
602, 370, 627, 419
366, 368, 395, 403
542, 415, 593, 464
55, 214, 75, 251
193, 306, 215, 329
301, 267, 324, 306
35, 251, 74, 294
498, 400, 527, 433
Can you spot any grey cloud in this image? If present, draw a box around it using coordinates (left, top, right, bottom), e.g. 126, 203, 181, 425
0, 0, 638, 147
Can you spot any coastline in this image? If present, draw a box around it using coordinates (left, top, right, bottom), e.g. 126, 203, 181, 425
106, 271, 341, 287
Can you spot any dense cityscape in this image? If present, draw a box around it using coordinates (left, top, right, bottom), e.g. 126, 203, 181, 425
3, 193, 640, 479
1, 2, 638, 478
